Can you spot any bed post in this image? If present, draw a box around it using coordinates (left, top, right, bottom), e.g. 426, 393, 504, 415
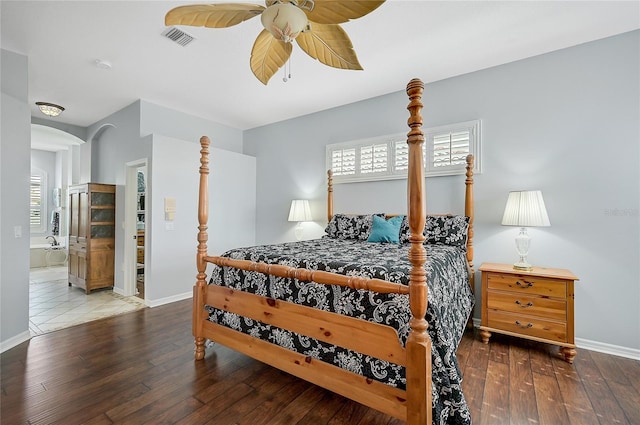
194, 136, 210, 361
465, 155, 475, 278
405, 78, 432, 425
327, 169, 334, 223
464, 155, 475, 329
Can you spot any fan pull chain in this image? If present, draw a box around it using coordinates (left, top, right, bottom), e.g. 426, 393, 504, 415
283, 54, 292, 82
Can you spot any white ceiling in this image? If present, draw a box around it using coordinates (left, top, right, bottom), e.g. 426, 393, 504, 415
2, 1, 639, 131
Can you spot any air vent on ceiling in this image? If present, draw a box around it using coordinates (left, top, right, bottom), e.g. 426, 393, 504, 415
162, 27, 195, 47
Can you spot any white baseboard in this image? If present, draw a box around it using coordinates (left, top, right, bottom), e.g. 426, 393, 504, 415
112, 286, 126, 296
575, 338, 640, 361
146, 291, 192, 308
0, 330, 31, 354
470, 318, 639, 360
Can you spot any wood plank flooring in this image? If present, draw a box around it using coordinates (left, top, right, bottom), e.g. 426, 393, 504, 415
2, 299, 638, 424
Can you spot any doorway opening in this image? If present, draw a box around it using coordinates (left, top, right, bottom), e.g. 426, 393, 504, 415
124, 159, 147, 300
29, 125, 145, 335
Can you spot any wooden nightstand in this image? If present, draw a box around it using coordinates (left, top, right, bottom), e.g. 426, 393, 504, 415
478, 262, 579, 363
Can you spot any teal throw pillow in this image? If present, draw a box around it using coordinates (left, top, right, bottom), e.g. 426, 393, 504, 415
367, 215, 404, 244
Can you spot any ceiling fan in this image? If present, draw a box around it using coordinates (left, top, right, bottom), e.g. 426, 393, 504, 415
165, 0, 386, 85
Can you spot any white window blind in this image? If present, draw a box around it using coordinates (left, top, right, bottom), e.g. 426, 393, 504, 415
327, 120, 481, 183
30, 170, 47, 232
331, 148, 356, 176
360, 143, 388, 174
394, 141, 409, 172
433, 132, 469, 167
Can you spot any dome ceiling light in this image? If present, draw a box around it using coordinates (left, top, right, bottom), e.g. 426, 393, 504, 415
35, 102, 65, 117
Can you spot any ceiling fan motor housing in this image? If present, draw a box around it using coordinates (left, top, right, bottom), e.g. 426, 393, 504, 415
261, 3, 309, 42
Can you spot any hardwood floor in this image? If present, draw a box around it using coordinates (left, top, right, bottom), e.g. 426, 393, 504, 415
2, 299, 638, 424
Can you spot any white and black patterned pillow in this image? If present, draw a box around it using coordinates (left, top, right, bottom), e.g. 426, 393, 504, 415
425, 215, 470, 248
399, 215, 470, 249
398, 216, 412, 244
325, 214, 384, 240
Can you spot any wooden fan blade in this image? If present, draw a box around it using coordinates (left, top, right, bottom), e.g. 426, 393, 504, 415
165, 4, 265, 28
296, 23, 362, 70
250, 29, 293, 85
303, 1, 385, 25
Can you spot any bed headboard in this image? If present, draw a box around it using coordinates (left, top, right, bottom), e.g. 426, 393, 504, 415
325, 150, 475, 269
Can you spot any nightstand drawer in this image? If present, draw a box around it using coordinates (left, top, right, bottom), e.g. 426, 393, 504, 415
487, 291, 567, 322
487, 310, 567, 343
487, 273, 566, 299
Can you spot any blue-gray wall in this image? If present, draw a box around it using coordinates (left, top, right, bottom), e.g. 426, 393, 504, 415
85, 99, 248, 300
244, 31, 640, 353
1, 49, 31, 350
2, 32, 638, 356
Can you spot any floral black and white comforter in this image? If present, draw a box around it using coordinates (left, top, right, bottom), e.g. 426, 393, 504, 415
206, 238, 474, 424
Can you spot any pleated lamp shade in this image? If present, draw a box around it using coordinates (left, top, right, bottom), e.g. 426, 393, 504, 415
288, 200, 312, 241
288, 200, 312, 222
501, 190, 550, 271
501, 191, 550, 227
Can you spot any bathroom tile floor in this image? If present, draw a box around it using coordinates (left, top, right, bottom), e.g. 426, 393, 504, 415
29, 266, 146, 336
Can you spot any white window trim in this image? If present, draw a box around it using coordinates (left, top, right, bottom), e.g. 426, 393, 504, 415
30, 168, 48, 233
326, 120, 481, 184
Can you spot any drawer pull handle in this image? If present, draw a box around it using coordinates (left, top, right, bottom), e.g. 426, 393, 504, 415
515, 320, 533, 329
515, 280, 534, 288
515, 300, 534, 308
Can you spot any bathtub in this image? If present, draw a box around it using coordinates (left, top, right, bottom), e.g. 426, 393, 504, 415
30, 237, 68, 268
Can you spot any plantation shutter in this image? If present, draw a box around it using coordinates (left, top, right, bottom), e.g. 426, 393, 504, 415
30, 173, 43, 230
326, 120, 480, 183
331, 148, 356, 176
432, 130, 470, 169
360, 143, 388, 174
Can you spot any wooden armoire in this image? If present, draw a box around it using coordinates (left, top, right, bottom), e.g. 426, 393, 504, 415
68, 183, 116, 294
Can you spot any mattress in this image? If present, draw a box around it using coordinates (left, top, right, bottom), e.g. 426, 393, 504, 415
207, 237, 474, 424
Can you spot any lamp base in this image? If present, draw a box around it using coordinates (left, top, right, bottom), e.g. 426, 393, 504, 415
512, 262, 533, 271
294, 222, 304, 242
512, 227, 532, 271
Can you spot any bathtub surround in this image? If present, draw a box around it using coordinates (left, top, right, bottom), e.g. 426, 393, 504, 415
30, 236, 67, 268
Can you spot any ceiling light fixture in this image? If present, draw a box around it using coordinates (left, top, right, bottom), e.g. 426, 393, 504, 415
35, 102, 65, 117
164, 1, 385, 85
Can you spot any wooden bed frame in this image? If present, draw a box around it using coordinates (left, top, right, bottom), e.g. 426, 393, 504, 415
193, 78, 475, 424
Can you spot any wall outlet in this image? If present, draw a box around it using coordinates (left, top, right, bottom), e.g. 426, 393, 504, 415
14, 225, 22, 238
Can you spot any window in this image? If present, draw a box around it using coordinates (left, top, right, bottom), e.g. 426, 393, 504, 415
326, 120, 481, 183
30, 169, 47, 233
424, 120, 481, 177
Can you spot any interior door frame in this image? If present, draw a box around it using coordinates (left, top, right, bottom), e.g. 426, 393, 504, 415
123, 158, 147, 299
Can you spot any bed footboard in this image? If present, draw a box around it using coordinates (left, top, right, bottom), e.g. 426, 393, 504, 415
194, 79, 434, 424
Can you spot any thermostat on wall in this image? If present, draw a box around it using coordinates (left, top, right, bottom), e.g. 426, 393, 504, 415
164, 197, 176, 221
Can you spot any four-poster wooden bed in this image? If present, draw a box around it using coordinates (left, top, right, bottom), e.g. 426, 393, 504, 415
193, 78, 475, 424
